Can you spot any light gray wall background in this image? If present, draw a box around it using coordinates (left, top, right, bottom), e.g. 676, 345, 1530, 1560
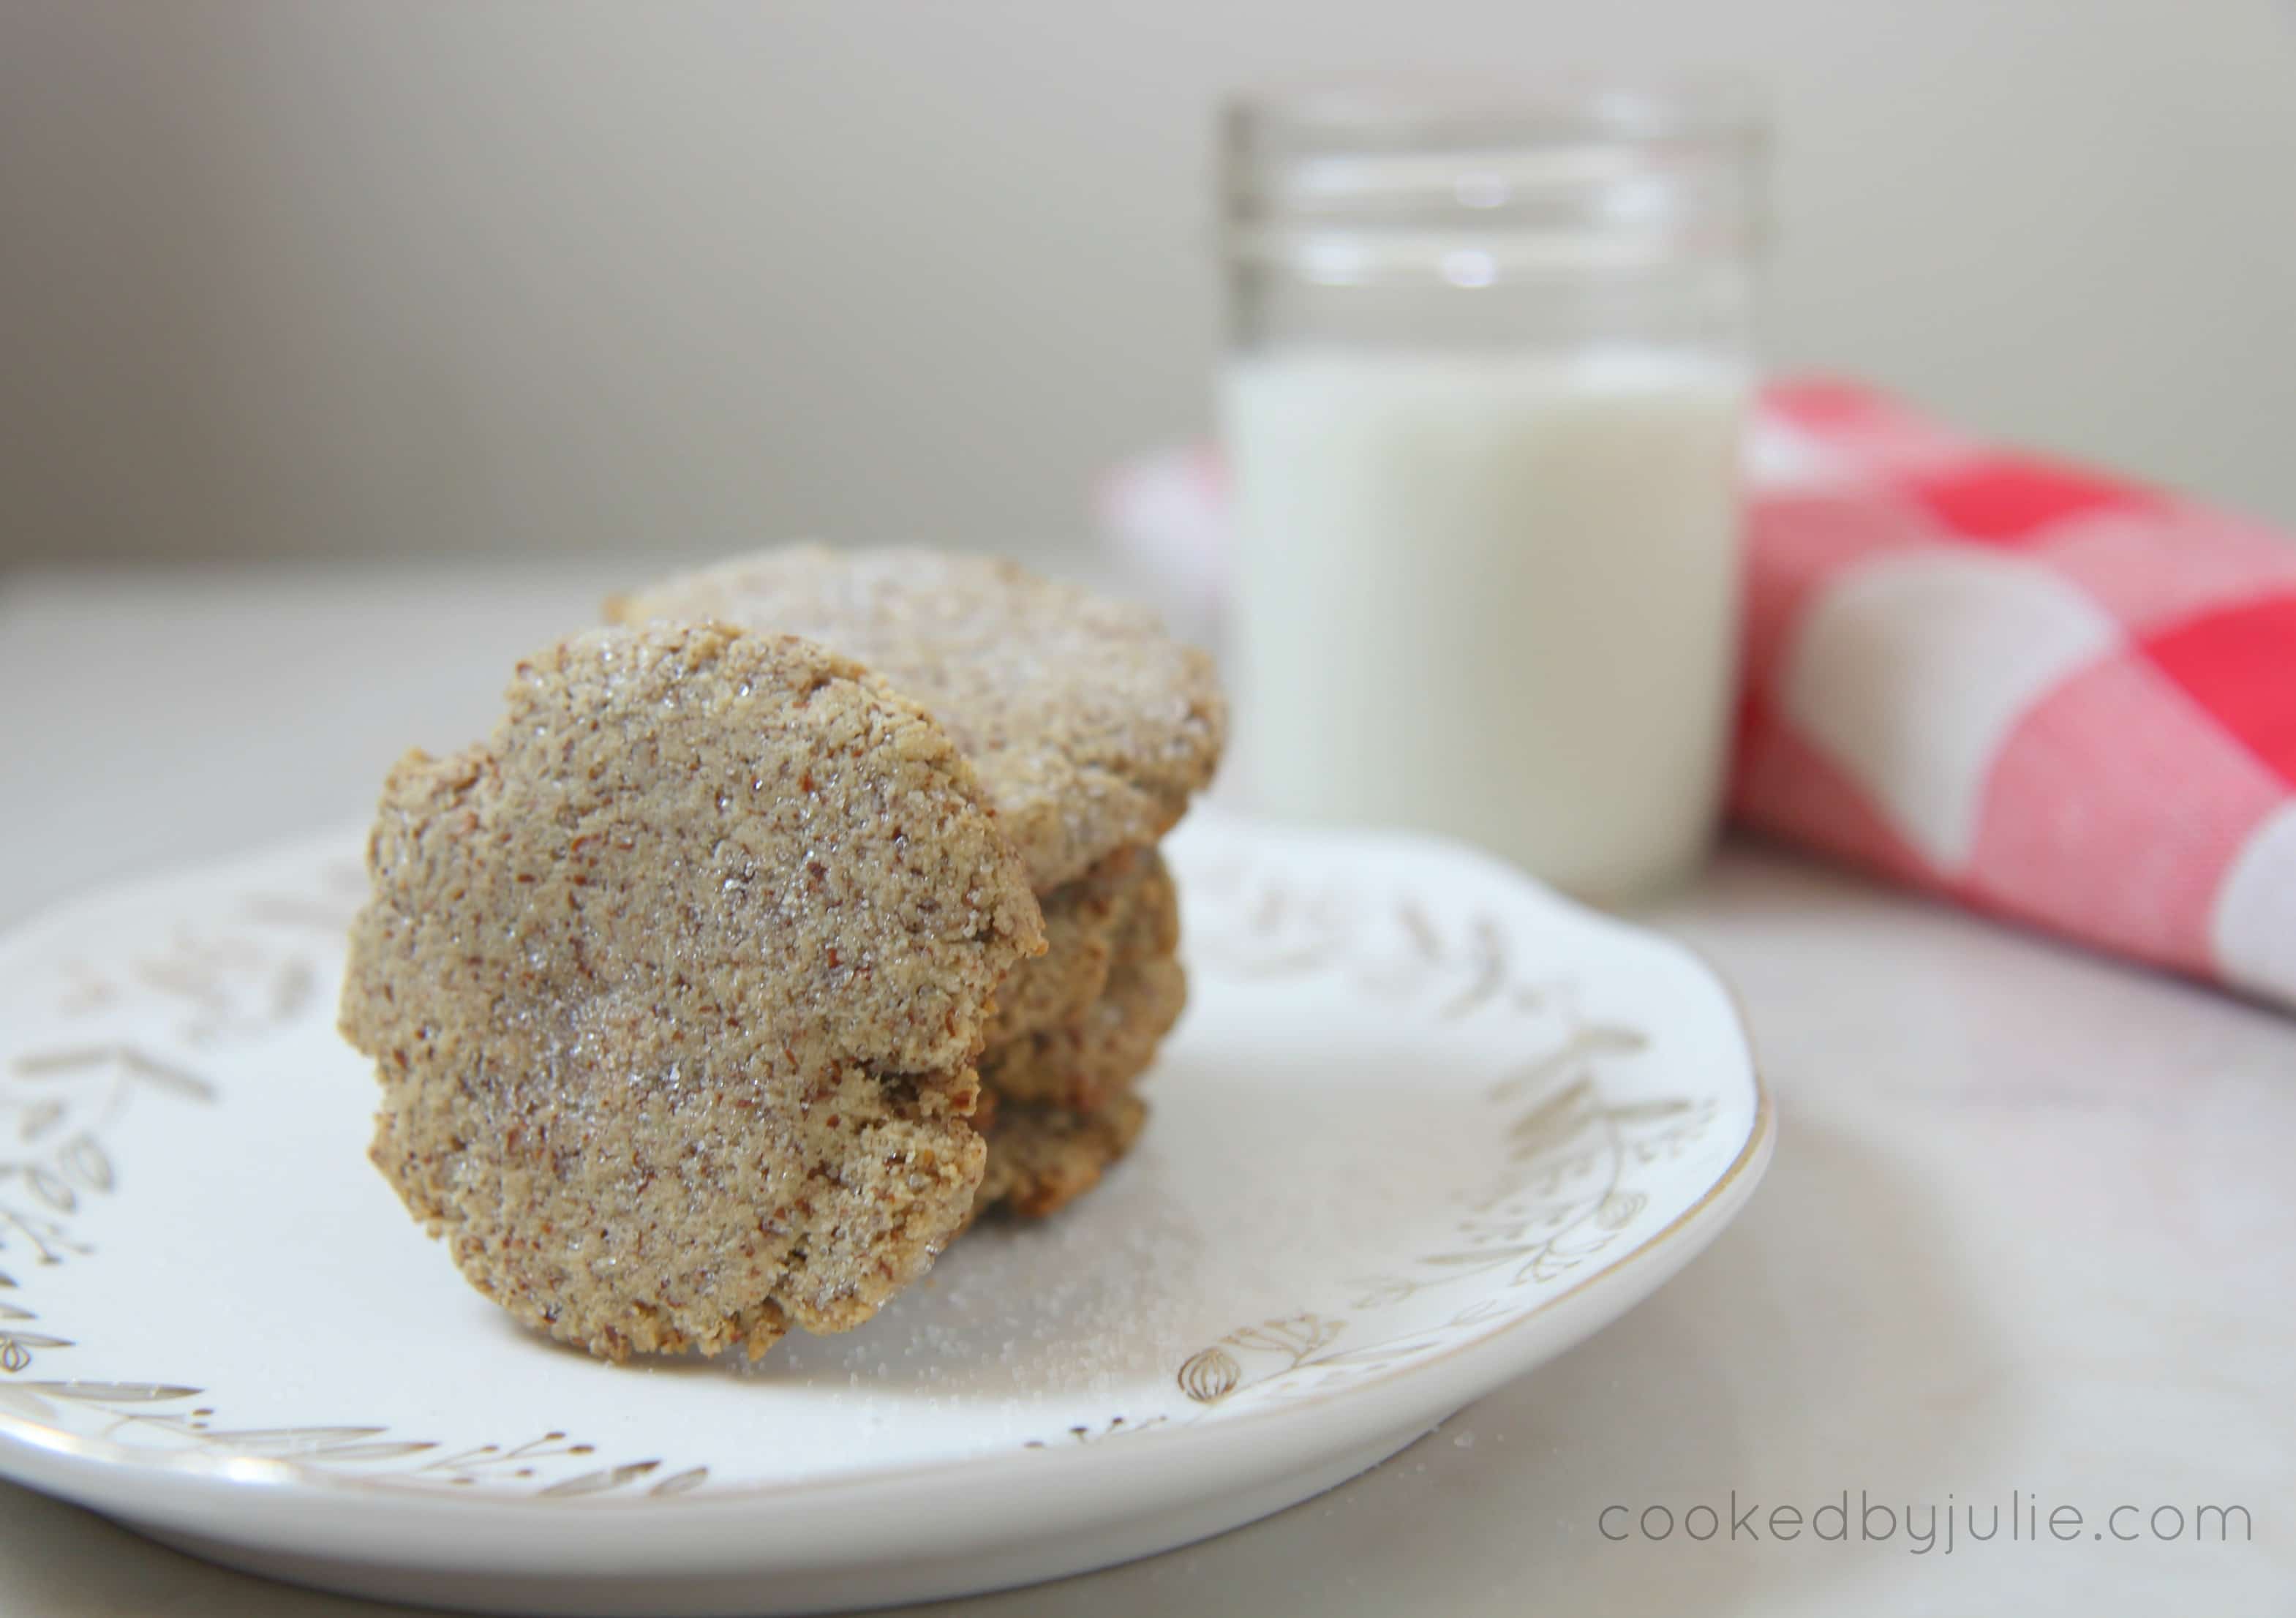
4, 0, 2293, 565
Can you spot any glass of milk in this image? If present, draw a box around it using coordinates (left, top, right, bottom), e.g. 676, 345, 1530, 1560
1220, 79, 1763, 901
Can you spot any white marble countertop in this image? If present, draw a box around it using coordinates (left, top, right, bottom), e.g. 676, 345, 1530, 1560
0, 565, 2287, 1615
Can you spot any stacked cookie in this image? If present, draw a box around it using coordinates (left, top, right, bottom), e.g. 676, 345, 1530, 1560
971, 847, 1180, 1217
340, 549, 1223, 1363
340, 627, 1046, 1361
609, 547, 1224, 1223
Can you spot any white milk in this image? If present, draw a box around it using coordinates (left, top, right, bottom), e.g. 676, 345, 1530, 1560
1222, 347, 1750, 900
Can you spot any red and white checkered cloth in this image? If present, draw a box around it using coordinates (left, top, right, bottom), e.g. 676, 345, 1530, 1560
1099, 379, 2296, 1011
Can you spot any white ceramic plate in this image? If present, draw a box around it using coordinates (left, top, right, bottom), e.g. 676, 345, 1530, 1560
0, 813, 1769, 1615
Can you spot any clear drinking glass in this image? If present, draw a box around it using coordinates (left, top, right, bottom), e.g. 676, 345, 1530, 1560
1219, 78, 1764, 900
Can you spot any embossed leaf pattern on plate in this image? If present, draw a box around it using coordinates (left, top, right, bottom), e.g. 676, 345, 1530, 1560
0, 870, 698, 1500
1169, 844, 1714, 1415
0, 826, 1754, 1499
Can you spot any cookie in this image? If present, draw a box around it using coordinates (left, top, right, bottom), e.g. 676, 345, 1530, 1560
607, 546, 1228, 890
973, 1084, 1150, 1220
978, 851, 1183, 1107
977, 939, 1186, 1114
968, 862, 1180, 1219
986, 846, 1169, 1045
339, 623, 1045, 1363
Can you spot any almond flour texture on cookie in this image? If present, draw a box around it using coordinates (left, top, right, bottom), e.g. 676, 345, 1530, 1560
984, 844, 1159, 1045
976, 856, 1183, 1113
338, 624, 1044, 1363
972, 1083, 1150, 1222
606, 546, 1229, 892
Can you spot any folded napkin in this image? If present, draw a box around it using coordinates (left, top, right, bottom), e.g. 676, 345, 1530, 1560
1099, 380, 2296, 1011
